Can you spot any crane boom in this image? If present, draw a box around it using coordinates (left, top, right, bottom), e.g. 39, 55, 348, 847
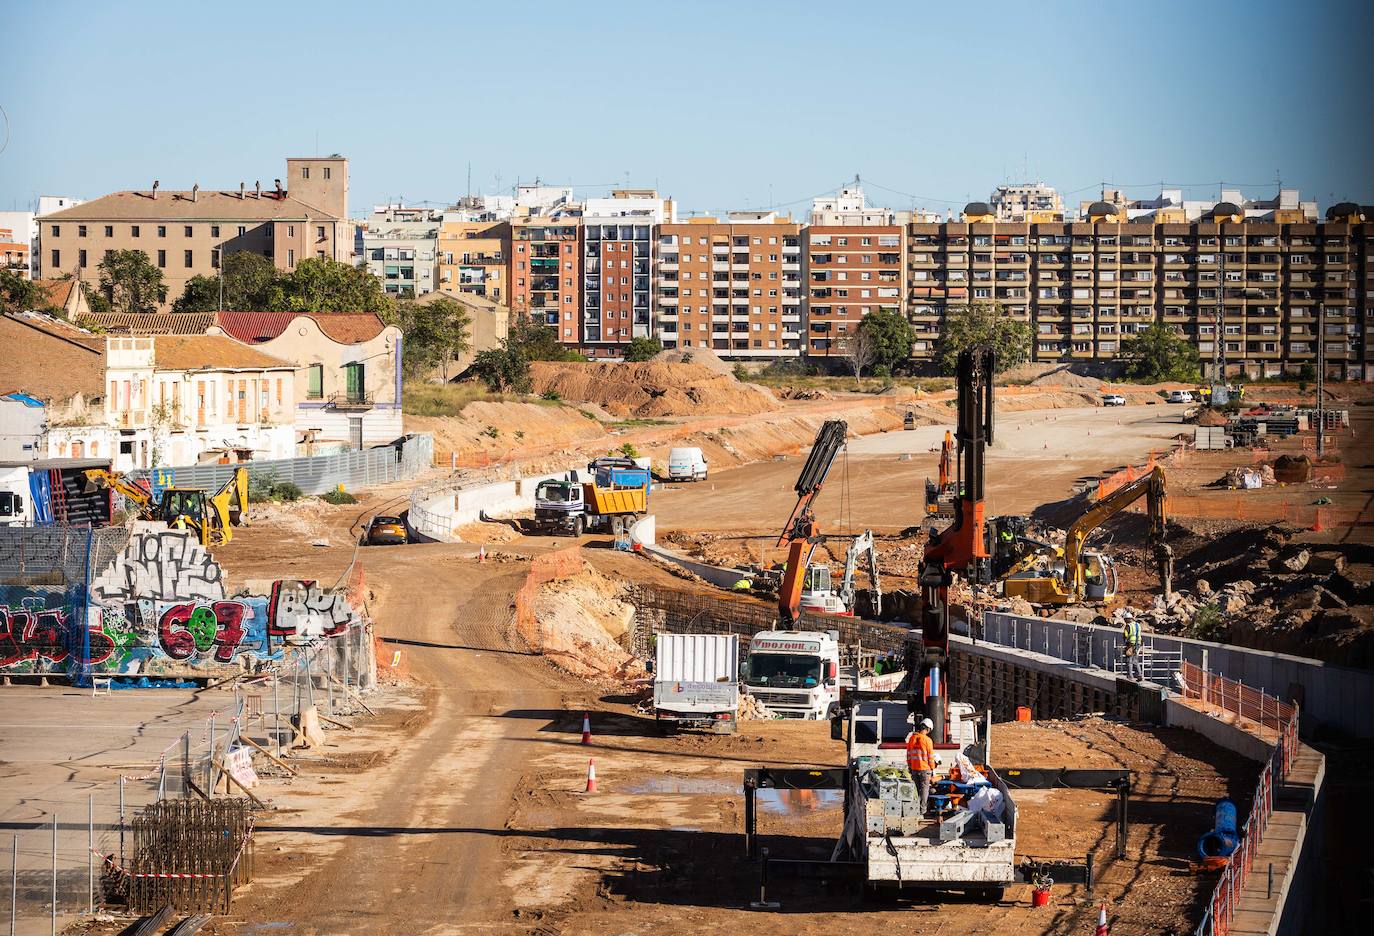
1063, 466, 1172, 598
777, 420, 849, 627
917, 345, 995, 742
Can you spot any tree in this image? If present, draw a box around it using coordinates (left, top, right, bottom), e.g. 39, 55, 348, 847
835, 328, 878, 384
219, 251, 285, 311
173, 275, 221, 312
1116, 322, 1201, 383
277, 257, 392, 315
392, 296, 472, 379
95, 249, 166, 313
0, 269, 53, 313
470, 347, 531, 393
622, 336, 662, 362
935, 302, 1032, 375
857, 307, 915, 373
506, 315, 584, 362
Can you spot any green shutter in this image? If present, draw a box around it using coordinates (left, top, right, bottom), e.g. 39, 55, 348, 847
308, 365, 323, 400
345, 363, 364, 401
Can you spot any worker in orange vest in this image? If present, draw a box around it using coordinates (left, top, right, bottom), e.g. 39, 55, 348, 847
907, 717, 936, 818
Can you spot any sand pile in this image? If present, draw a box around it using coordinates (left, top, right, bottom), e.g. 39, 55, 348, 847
1028, 365, 1106, 390
452, 521, 520, 544
529, 361, 780, 418
652, 345, 736, 376
525, 563, 647, 683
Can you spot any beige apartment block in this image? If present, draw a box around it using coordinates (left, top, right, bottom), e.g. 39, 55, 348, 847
38, 157, 353, 310
438, 219, 509, 303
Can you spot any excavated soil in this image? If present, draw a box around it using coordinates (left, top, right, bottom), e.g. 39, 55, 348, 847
530, 360, 781, 418
523, 563, 646, 684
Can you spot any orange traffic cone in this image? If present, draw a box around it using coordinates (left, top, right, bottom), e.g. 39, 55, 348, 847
585, 758, 597, 793
1096, 903, 1108, 936
478, 545, 486, 563
581, 712, 592, 744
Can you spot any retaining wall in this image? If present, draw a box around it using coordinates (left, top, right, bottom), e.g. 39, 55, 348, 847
409, 467, 579, 541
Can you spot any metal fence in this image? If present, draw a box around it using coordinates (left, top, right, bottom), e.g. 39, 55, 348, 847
4, 620, 375, 933
1186, 665, 1300, 936
980, 611, 1374, 738
0, 527, 132, 586
125, 433, 433, 497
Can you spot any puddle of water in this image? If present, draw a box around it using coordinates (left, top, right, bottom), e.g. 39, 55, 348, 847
620, 777, 736, 795
757, 789, 844, 816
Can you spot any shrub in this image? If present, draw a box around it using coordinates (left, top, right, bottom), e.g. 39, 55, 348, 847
249, 473, 302, 503
540, 389, 562, 401
320, 489, 357, 505
618, 442, 640, 459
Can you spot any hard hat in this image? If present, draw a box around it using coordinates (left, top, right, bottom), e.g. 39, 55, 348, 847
920, 718, 934, 731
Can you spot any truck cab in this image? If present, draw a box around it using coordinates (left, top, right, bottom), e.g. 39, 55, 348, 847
743, 630, 840, 720
534, 479, 586, 536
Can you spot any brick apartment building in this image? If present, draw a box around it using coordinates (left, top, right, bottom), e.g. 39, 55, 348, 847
38, 157, 354, 309
580, 191, 673, 359
508, 218, 581, 340
657, 213, 803, 357
904, 199, 1371, 379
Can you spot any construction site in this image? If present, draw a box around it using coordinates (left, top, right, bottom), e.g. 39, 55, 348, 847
3, 350, 1370, 936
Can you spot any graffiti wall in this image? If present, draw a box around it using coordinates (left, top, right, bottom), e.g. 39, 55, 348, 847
0, 528, 362, 679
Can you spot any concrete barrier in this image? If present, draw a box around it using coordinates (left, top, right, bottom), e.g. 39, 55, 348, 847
409, 467, 580, 542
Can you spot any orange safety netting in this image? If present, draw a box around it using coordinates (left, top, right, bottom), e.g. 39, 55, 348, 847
512, 547, 585, 654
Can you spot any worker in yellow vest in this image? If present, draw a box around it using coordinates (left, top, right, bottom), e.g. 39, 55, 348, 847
1122, 619, 1144, 681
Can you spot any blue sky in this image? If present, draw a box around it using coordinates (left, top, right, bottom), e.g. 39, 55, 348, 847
4, 0, 1371, 218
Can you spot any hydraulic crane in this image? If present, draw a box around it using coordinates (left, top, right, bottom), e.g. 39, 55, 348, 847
916, 346, 994, 742
776, 419, 849, 628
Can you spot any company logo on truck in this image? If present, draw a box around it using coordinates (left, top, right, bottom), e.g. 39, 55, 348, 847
751, 638, 821, 653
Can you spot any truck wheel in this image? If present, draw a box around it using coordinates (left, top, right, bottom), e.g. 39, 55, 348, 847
572, 516, 584, 537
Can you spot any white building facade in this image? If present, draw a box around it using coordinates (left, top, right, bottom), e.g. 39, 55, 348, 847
363, 205, 441, 297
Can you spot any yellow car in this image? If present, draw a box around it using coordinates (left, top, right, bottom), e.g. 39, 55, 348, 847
365, 515, 409, 546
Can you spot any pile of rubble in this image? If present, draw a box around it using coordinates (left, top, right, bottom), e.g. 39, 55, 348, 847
737, 693, 778, 721
1111, 525, 1373, 664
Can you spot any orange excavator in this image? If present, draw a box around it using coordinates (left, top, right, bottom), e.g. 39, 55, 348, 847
776, 419, 850, 628
923, 431, 957, 519
916, 346, 995, 742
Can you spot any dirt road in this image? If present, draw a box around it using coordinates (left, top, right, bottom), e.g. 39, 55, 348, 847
216, 504, 593, 933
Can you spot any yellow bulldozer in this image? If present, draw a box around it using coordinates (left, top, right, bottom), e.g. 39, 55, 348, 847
83, 467, 249, 547
1002, 466, 1173, 606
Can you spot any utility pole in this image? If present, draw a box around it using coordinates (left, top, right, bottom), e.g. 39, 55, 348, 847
217, 247, 224, 311
1316, 299, 1325, 457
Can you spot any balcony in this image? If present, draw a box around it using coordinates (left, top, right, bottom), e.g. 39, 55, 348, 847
328, 392, 374, 411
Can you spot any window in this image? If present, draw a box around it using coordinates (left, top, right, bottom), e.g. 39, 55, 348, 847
157, 225, 167, 238
50, 249, 59, 267
323, 166, 331, 180
131, 225, 140, 238
287, 225, 295, 237
301, 166, 310, 179
78, 249, 87, 268
238, 226, 247, 237
307, 365, 323, 400
50, 225, 59, 237
211, 249, 220, 270
288, 249, 295, 267
211, 225, 220, 238
316, 225, 325, 240
157, 250, 166, 268
78, 225, 87, 237
104, 225, 113, 237
184, 249, 193, 267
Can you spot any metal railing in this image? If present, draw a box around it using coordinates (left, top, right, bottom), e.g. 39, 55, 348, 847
1185, 662, 1300, 936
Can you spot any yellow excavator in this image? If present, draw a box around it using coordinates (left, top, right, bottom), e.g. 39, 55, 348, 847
1002, 466, 1173, 605
82, 467, 249, 547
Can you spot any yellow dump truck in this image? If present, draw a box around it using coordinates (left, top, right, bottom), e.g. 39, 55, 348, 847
534, 458, 649, 537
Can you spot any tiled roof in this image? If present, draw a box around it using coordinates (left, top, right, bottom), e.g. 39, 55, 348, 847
152, 335, 295, 371
215, 312, 387, 344
80, 312, 217, 335
41, 189, 342, 221
0, 313, 105, 401
34, 278, 78, 310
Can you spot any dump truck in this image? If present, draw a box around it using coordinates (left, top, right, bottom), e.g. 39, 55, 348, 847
742, 629, 904, 720
533, 458, 649, 536
652, 633, 740, 734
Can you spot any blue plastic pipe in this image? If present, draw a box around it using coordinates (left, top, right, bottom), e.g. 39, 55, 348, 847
1197, 797, 1239, 858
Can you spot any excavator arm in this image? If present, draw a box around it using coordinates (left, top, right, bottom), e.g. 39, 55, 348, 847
1064, 466, 1173, 599
777, 420, 849, 628
838, 529, 881, 618
82, 469, 155, 517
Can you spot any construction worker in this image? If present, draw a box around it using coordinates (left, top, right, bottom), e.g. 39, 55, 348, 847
906, 717, 936, 818
732, 577, 753, 592
1122, 619, 1144, 681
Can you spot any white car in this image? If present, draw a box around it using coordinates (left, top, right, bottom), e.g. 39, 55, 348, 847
1166, 390, 1194, 403
1102, 393, 1125, 406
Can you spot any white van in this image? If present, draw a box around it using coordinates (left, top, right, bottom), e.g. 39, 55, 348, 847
1166, 390, 1194, 403
667, 447, 708, 481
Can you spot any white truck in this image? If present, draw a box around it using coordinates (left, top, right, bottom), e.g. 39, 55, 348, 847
652, 633, 740, 734
742, 630, 904, 720
835, 699, 1017, 899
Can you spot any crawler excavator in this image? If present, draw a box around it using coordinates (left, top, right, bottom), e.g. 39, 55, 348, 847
1002, 466, 1173, 605
82, 467, 249, 547
776, 419, 851, 627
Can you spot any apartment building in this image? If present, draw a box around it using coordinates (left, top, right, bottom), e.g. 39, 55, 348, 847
990, 183, 1064, 221
580, 191, 674, 358
0, 229, 29, 280
903, 195, 1370, 379
437, 219, 508, 302
803, 186, 905, 357
658, 212, 803, 358
508, 218, 581, 338
38, 158, 352, 308
363, 204, 441, 298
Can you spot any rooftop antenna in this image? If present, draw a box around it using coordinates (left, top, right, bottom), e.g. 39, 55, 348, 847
467, 162, 472, 200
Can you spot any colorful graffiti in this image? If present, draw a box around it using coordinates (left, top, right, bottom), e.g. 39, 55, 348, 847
1, 531, 362, 677
0, 589, 113, 671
